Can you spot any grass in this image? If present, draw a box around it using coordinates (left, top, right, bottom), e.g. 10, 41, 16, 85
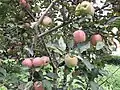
98, 64, 120, 90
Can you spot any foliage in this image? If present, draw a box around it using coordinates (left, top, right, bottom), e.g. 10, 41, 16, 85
0, 0, 120, 90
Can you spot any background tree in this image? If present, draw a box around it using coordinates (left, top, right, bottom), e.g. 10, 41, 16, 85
0, 0, 120, 90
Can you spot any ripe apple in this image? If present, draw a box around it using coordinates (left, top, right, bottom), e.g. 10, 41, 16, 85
19, 0, 31, 9
33, 57, 44, 67
42, 16, 52, 26
34, 81, 44, 90
22, 58, 33, 67
75, 1, 95, 16
19, 0, 27, 6
40, 56, 50, 66
64, 54, 78, 67
90, 34, 103, 46
73, 30, 86, 44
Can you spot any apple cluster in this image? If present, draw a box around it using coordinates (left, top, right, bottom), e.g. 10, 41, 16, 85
73, 30, 103, 46
22, 56, 50, 67
64, 32, 103, 68
64, 1, 103, 68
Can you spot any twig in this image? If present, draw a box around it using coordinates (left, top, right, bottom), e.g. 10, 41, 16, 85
31, 0, 57, 57
35, 0, 57, 26
38, 17, 85, 37
38, 27, 56, 69
95, 3, 110, 12
23, 7, 36, 21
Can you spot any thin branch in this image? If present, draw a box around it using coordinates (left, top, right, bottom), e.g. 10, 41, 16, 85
38, 17, 85, 37
95, 3, 110, 12
35, 0, 57, 26
23, 7, 36, 21
38, 27, 56, 69
30, 0, 57, 57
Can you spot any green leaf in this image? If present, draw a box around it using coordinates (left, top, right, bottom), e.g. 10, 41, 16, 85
106, 16, 120, 24
90, 81, 103, 90
77, 56, 94, 71
99, 69, 108, 76
73, 24, 79, 28
0, 67, 6, 77
77, 42, 90, 53
96, 41, 105, 50
46, 43, 63, 55
24, 81, 33, 90
42, 80, 52, 90
46, 73, 59, 79
0, 86, 7, 90
24, 46, 34, 56
58, 36, 66, 51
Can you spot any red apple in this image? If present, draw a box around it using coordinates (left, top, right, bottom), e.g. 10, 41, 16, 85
19, 0, 31, 9
73, 30, 86, 44
40, 56, 50, 66
34, 81, 44, 90
91, 34, 103, 46
33, 57, 44, 67
22, 58, 33, 67
19, 0, 27, 6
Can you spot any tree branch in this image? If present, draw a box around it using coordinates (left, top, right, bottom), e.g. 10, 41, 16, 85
38, 17, 85, 37
35, 0, 57, 26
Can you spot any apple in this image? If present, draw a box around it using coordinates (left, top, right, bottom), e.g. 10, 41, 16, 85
90, 34, 103, 46
42, 16, 52, 26
23, 23, 30, 28
22, 58, 33, 67
19, 0, 27, 6
40, 56, 50, 66
33, 57, 44, 67
64, 54, 78, 67
34, 81, 44, 90
19, 0, 31, 9
73, 30, 86, 44
75, 1, 95, 16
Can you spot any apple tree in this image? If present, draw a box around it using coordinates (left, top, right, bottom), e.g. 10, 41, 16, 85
0, 0, 120, 90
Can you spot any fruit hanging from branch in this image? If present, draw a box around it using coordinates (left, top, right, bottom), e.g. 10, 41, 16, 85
90, 34, 103, 46
75, 1, 95, 16
41, 16, 52, 26
64, 54, 78, 67
19, 0, 31, 9
73, 30, 86, 44
22, 58, 33, 67
33, 57, 44, 67
40, 56, 50, 66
